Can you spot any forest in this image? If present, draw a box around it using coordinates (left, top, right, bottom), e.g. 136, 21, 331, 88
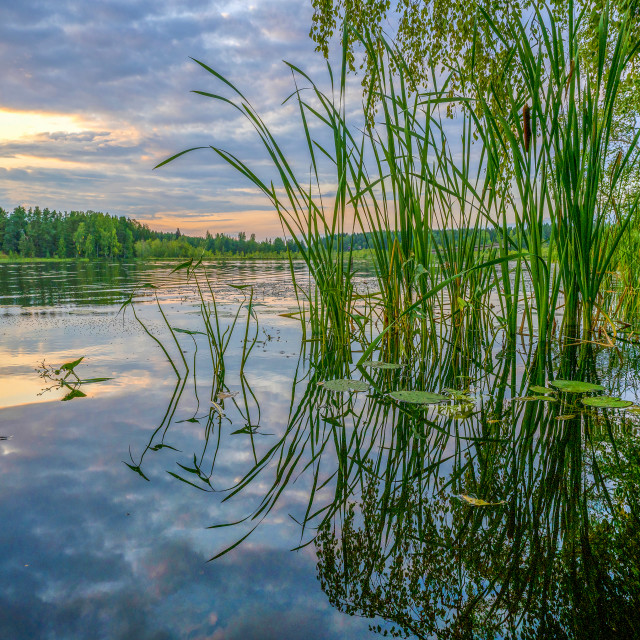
0, 205, 293, 259
0, 204, 538, 260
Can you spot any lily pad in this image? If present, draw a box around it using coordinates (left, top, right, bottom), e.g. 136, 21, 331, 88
582, 396, 633, 409
549, 379, 605, 393
389, 390, 449, 405
320, 379, 370, 393
529, 385, 554, 395
360, 360, 403, 370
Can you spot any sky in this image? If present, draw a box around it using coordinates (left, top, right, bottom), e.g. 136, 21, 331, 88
0, 0, 343, 239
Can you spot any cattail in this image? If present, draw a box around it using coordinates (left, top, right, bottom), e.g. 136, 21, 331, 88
523, 104, 531, 153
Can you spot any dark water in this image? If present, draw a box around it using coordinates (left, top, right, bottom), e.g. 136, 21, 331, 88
2, 261, 640, 640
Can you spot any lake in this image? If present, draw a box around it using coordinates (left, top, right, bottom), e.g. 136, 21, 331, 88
2, 260, 640, 639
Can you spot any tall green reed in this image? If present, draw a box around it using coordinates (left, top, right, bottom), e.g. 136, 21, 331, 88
156, 1, 640, 371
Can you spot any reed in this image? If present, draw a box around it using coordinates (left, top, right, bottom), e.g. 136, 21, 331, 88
156, 1, 640, 372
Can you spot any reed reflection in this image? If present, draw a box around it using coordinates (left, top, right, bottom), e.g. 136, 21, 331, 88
124, 268, 640, 638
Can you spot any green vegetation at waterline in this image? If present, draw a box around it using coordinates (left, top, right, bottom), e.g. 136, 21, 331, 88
36, 356, 112, 402
0, 205, 293, 260
159, 2, 640, 362
120, 268, 640, 638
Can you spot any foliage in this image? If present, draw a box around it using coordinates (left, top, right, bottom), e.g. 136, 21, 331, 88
0, 205, 292, 260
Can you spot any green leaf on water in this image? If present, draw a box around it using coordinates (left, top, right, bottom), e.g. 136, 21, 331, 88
550, 380, 605, 393
61, 388, 87, 401
60, 357, 84, 371
626, 406, 640, 414
389, 390, 449, 405
360, 360, 403, 370
319, 379, 370, 393
514, 396, 557, 403
582, 396, 634, 408
529, 385, 554, 395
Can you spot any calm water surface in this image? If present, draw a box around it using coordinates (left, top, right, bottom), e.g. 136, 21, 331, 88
0, 261, 380, 640
2, 261, 640, 640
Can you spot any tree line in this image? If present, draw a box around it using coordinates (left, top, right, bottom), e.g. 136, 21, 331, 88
0, 206, 295, 259
0, 205, 552, 260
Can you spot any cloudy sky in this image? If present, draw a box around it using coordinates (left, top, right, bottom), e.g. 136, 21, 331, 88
0, 0, 349, 238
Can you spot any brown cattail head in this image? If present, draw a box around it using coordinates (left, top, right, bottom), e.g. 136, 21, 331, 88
523, 104, 531, 153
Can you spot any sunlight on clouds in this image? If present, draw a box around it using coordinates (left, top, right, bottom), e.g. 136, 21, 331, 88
150, 209, 283, 237
0, 154, 89, 171
0, 109, 87, 141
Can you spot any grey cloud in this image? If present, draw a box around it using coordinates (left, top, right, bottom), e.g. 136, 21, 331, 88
0, 0, 345, 236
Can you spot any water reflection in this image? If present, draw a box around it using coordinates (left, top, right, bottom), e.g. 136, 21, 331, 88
4, 262, 640, 638
137, 299, 640, 638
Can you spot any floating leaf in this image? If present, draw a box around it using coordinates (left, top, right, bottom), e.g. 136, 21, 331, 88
514, 396, 557, 403
124, 462, 149, 481
61, 388, 86, 401
550, 379, 605, 393
582, 396, 633, 409
626, 406, 640, 414
231, 425, 271, 435
529, 385, 554, 395
439, 405, 474, 420
459, 494, 505, 506
60, 357, 84, 371
319, 379, 370, 393
217, 391, 239, 400
360, 360, 402, 370
389, 390, 448, 405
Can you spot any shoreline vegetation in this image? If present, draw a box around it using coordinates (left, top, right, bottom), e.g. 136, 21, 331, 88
0, 204, 548, 264
0, 205, 295, 261
156, 2, 640, 356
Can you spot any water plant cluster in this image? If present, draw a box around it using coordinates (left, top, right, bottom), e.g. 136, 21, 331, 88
118, 3, 640, 637
123, 271, 640, 637
159, 1, 640, 381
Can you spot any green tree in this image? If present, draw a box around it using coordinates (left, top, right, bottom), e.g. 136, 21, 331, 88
310, 0, 640, 127
3, 206, 27, 254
